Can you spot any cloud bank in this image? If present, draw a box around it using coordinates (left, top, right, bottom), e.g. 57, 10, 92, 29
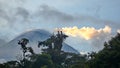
0, 0, 119, 41
62, 26, 111, 40
0, 0, 119, 53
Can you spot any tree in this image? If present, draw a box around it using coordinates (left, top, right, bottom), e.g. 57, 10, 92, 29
0, 31, 87, 68
38, 31, 68, 53
37, 31, 87, 68
38, 31, 69, 66
18, 38, 35, 68
87, 33, 120, 68
30, 54, 54, 68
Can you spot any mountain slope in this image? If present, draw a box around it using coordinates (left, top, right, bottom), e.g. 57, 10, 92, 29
0, 29, 79, 61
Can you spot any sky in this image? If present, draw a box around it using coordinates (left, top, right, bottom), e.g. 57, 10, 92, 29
0, 0, 120, 53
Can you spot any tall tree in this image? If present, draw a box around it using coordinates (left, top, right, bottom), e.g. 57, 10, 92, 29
87, 33, 120, 68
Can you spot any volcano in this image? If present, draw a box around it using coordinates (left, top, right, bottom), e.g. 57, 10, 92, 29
0, 29, 79, 61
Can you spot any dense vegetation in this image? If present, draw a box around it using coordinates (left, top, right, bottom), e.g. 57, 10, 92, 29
86, 33, 120, 68
0, 32, 120, 68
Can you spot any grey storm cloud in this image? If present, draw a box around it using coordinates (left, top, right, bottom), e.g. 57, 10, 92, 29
0, 0, 119, 47
0, 0, 119, 56
0, 8, 10, 22
0, 3, 77, 25
0, 2, 119, 44
0, 39, 6, 47
0, 1, 119, 29
34, 5, 75, 23
34, 5, 120, 29
15, 7, 29, 20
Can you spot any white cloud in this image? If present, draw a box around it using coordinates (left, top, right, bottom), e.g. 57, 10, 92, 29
62, 26, 111, 40
117, 29, 120, 33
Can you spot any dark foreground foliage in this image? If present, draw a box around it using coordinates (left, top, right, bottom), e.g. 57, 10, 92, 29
86, 33, 120, 68
0, 32, 120, 68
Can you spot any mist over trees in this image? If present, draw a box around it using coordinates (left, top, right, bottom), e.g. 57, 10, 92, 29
0, 31, 120, 68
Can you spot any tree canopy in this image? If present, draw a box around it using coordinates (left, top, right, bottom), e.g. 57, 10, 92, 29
86, 33, 120, 68
1, 32, 120, 68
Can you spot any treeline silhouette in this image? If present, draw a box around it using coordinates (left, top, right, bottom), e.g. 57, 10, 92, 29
0, 31, 120, 68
